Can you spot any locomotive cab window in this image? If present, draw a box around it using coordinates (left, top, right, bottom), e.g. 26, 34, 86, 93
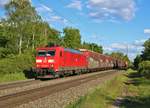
37, 50, 55, 56
37, 50, 46, 56
47, 50, 55, 56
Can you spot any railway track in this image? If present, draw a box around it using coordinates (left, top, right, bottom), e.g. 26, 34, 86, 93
0, 70, 119, 108
0, 79, 41, 91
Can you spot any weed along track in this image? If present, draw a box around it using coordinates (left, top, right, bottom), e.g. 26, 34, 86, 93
0, 70, 119, 108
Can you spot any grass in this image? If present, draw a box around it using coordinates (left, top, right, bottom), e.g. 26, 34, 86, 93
120, 70, 150, 108
66, 69, 150, 108
0, 72, 27, 83
66, 71, 127, 108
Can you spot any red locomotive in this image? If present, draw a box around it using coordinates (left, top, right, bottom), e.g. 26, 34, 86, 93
33, 46, 128, 78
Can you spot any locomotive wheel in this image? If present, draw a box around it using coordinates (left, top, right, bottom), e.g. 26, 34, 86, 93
59, 72, 65, 78
54, 73, 60, 78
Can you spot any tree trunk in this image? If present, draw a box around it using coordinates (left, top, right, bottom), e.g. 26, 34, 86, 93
32, 33, 35, 50
26, 38, 29, 49
45, 28, 47, 37
19, 35, 22, 54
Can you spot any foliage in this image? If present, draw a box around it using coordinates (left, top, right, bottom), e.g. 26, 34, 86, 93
62, 27, 103, 53
0, 0, 104, 82
67, 69, 150, 108
110, 52, 131, 66
0, 0, 60, 55
134, 39, 150, 74
0, 33, 9, 48
0, 48, 12, 58
4, 0, 41, 54
0, 72, 26, 83
139, 61, 150, 79
82, 42, 103, 53
123, 55, 131, 65
0, 0, 102, 57
66, 73, 127, 108
134, 55, 142, 69
141, 39, 150, 61
120, 70, 150, 108
63, 27, 81, 49
110, 52, 124, 59
0, 53, 34, 75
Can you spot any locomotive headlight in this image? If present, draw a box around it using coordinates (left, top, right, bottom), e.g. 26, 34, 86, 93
48, 59, 54, 63
36, 59, 42, 63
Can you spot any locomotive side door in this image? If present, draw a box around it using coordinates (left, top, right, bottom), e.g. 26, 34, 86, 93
59, 50, 64, 71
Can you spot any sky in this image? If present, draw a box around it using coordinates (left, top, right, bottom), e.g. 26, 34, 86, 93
0, 0, 150, 61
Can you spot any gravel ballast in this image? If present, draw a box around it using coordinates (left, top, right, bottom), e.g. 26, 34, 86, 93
0, 70, 114, 97
17, 71, 123, 108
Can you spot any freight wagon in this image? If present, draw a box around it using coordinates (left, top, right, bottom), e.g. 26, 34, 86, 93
79, 49, 115, 71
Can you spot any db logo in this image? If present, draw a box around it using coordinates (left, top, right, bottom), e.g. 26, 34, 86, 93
43, 58, 47, 63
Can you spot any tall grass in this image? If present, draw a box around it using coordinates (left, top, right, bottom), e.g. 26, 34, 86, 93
0, 53, 35, 83
0, 72, 27, 83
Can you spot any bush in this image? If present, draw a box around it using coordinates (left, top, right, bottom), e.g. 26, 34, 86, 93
0, 53, 35, 76
0, 48, 12, 59
0, 72, 27, 83
138, 61, 150, 79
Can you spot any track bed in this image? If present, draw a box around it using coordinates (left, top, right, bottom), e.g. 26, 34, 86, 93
0, 70, 121, 108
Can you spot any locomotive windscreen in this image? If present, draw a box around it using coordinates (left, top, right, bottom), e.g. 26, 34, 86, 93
37, 50, 55, 56
47, 50, 55, 56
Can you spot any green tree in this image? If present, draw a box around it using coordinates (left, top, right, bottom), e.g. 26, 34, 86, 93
139, 61, 150, 79
82, 42, 103, 53
0, 23, 9, 47
110, 52, 124, 59
134, 55, 142, 69
63, 27, 81, 49
47, 27, 61, 46
110, 52, 131, 66
4, 0, 42, 54
141, 39, 150, 60
1, 0, 60, 54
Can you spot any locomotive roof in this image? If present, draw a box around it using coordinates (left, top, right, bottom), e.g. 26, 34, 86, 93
36, 46, 82, 54
36, 46, 61, 50
64, 48, 81, 54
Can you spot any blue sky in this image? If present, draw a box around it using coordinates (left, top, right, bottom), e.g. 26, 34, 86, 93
0, 0, 150, 61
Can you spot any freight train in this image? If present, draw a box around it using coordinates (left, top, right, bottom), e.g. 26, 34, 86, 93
33, 46, 128, 78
